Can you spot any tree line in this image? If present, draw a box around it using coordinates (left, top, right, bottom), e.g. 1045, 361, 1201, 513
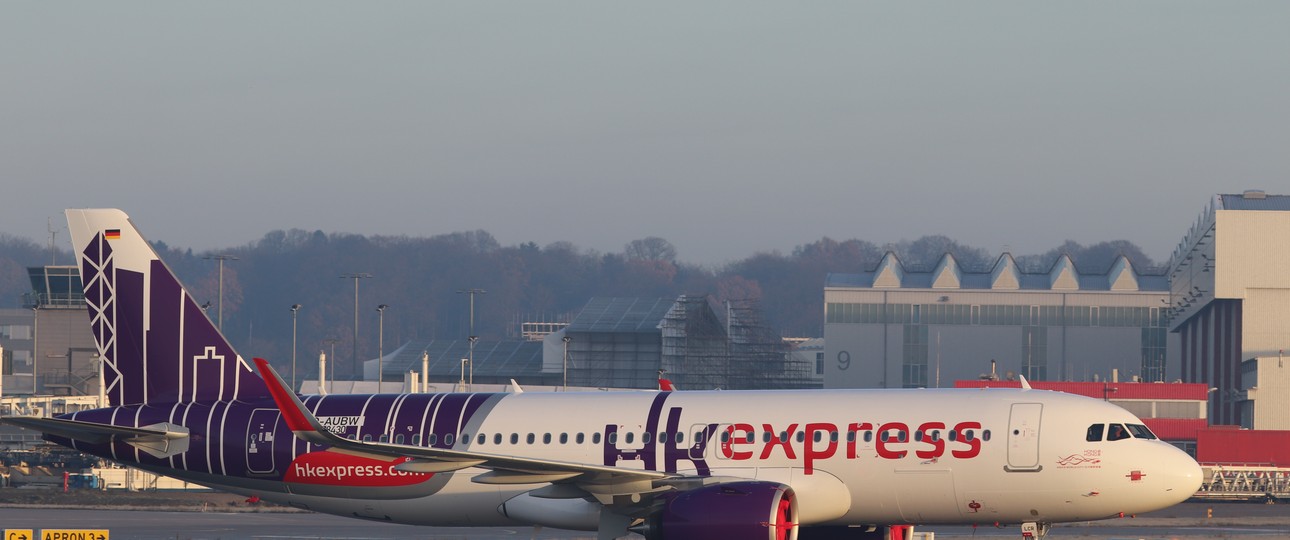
0, 229, 1160, 378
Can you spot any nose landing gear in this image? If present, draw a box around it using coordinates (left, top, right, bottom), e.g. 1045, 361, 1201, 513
1020, 521, 1050, 539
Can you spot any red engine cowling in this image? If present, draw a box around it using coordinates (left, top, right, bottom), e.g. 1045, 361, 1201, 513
646, 481, 798, 540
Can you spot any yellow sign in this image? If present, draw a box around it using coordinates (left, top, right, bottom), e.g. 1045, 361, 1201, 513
39, 532, 108, 540
5, 530, 35, 540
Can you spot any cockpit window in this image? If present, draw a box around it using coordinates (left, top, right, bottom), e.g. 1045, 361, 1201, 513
1106, 423, 1131, 441
1127, 424, 1157, 440
1086, 424, 1105, 442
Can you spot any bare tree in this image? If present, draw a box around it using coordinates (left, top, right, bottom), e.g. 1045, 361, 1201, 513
624, 237, 677, 262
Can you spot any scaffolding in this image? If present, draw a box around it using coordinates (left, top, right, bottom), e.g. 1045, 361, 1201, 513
660, 296, 812, 391
1196, 465, 1290, 501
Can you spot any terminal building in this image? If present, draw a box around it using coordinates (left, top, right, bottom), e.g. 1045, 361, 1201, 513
824, 252, 1177, 389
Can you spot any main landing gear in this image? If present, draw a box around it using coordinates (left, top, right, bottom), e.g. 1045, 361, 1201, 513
1020, 521, 1050, 539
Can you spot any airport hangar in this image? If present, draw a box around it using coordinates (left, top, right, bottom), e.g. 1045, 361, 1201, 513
823, 251, 1176, 390
824, 190, 1290, 433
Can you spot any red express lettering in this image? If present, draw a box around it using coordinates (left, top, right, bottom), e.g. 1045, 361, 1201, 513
722, 423, 756, 460
704, 419, 985, 472
846, 422, 874, 458
952, 421, 983, 458
915, 422, 946, 459
875, 422, 909, 459
759, 423, 798, 460
802, 423, 837, 474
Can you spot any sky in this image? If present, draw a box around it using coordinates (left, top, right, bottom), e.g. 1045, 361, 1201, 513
3, 2, 1287, 267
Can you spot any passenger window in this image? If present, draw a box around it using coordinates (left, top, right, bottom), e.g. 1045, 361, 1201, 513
829, 431, 839, 443
643, 432, 652, 444
493, 433, 502, 445
795, 432, 805, 443
560, 433, 569, 444
1107, 424, 1131, 441
947, 430, 957, 442
1086, 424, 1105, 442
542, 433, 551, 444
746, 432, 755, 443
780, 431, 790, 443
982, 430, 991, 442
593, 433, 601, 444
963, 430, 975, 442
846, 431, 856, 443
929, 431, 940, 442
509, 433, 518, 444
379, 434, 389, 443
913, 431, 923, 442
763, 432, 772, 443
477, 434, 485, 445
412, 434, 421, 446
863, 431, 873, 443
676, 432, 685, 444
395, 434, 404, 445
444, 434, 454, 446
897, 431, 907, 443
576, 433, 584, 444
429, 434, 438, 445
720, 431, 730, 443
879, 431, 889, 443
625, 432, 634, 444
609, 433, 617, 445
526, 433, 536, 444
363, 434, 372, 443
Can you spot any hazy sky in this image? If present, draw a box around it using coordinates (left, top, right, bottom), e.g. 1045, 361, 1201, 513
3, 3, 1287, 266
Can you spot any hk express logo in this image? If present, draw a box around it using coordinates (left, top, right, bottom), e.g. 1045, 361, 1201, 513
285, 452, 431, 486
604, 394, 986, 475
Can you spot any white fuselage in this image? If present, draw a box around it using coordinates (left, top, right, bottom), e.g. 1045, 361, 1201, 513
183, 387, 1200, 529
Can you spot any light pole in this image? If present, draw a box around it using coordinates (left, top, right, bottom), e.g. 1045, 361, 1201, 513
203, 254, 238, 330
459, 358, 467, 391
340, 273, 372, 380
376, 304, 389, 387
323, 338, 340, 394
290, 304, 302, 391
562, 335, 571, 391
456, 289, 486, 390
31, 306, 38, 394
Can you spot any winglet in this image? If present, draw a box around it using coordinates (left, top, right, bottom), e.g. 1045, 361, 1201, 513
253, 358, 331, 445
1018, 374, 1032, 390
509, 379, 524, 393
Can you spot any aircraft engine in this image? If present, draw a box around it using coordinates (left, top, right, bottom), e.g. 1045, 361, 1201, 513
643, 481, 798, 540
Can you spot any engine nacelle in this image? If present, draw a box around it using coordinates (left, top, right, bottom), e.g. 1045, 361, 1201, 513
645, 481, 798, 540
498, 492, 601, 531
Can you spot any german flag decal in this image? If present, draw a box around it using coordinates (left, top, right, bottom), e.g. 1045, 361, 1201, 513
105, 229, 121, 240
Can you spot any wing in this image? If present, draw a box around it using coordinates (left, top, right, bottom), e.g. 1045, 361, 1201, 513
252, 358, 672, 497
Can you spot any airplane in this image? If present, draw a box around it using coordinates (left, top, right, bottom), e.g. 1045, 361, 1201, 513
1, 208, 1203, 540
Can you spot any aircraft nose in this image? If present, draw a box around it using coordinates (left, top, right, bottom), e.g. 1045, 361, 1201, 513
1157, 444, 1204, 505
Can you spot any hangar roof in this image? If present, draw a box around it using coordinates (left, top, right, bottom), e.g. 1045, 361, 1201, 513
826, 253, 1168, 292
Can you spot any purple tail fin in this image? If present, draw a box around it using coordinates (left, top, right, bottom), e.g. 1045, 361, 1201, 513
66, 209, 270, 407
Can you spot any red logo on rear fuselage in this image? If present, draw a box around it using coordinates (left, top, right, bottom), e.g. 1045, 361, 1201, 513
285, 452, 432, 486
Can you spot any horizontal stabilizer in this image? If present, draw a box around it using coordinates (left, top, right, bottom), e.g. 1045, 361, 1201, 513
0, 417, 190, 458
